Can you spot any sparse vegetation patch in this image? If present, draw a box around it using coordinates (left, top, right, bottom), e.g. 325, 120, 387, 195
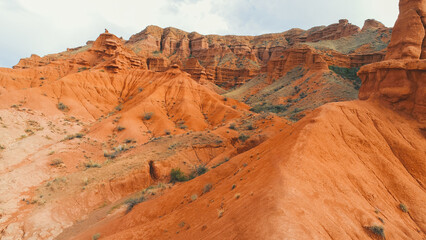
250, 104, 289, 114
238, 134, 249, 142
125, 196, 145, 213
189, 164, 208, 179
84, 161, 101, 169
50, 159, 63, 167
329, 66, 362, 90
63, 133, 84, 141
170, 168, 188, 183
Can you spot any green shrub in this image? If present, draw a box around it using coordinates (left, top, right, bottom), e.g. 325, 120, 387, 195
50, 159, 63, 167
367, 225, 385, 238
399, 203, 408, 213
238, 134, 249, 142
189, 164, 208, 179
229, 123, 236, 130
170, 168, 187, 183
115, 104, 123, 111
177, 120, 188, 129
294, 86, 301, 94
63, 133, 84, 141
57, 102, 68, 111
143, 112, 153, 120
103, 144, 129, 159
125, 196, 145, 213
75, 133, 84, 138
104, 151, 118, 159
92, 233, 101, 240
117, 126, 125, 131
164, 129, 171, 135
329, 66, 362, 90
84, 161, 101, 169
249, 104, 289, 114
78, 67, 88, 72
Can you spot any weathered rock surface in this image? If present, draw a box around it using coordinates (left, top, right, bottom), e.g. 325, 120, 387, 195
14, 20, 390, 88
359, 0, 426, 122
362, 19, 386, 31
385, 0, 426, 60
306, 19, 361, 42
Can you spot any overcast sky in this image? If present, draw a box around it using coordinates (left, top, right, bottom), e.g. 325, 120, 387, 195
0, 0, 399, 68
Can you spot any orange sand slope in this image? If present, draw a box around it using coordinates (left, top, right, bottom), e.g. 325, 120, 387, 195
73, 0, 426, 239
75, 100, 425, 240
0, 0, 425, 239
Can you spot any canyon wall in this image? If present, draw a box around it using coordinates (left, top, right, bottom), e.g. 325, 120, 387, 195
14, 20, 392, 88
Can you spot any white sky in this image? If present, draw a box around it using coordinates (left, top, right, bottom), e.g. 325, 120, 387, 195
0, 0, 399, 68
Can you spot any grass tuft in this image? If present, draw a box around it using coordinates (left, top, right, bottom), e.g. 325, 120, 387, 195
125, 196, 145, 213
399, 203, 408, 213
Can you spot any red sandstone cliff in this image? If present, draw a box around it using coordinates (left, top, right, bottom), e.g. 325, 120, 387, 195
14, 20, 391, 88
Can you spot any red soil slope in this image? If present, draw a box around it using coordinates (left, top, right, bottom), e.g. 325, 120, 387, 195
72, 0, 426, 239
76, 100, 425, 240
0, 1, 424, 239
0, 31, 270, 239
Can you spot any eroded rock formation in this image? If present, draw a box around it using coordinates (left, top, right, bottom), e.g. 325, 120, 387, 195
358, 0, 426, 122
13, 20, 391, 88
385, 0, 426, 59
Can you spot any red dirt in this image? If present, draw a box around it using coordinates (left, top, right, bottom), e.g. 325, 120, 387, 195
0, 1, 425, 239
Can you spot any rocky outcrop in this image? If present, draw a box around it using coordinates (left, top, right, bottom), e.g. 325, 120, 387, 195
121, 19, 383, 88
147, 57, 169, 72
306, 19, 361, 42
385, 0, 426, 60
362, 19, 386, 31
349, 52, 386, 67
183, 58, 206, 82
264, 46, 328, 80
358, 60, 426, 122
86, 31, 148, 72
359, 0, 426, 122
13, 20, 390, 88
13, 54, 52, 69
